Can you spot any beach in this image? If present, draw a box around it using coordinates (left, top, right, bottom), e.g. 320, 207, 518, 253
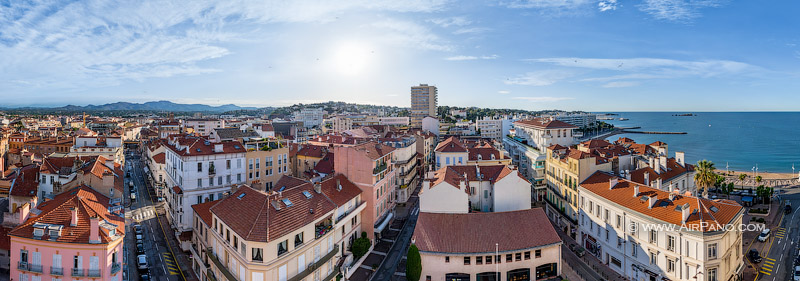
718, 170, 800, 188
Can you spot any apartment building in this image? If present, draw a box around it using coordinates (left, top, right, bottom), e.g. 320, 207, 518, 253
39, 155, 123, 200
185, 118, 226, 136
333, 142, 396, 239
465, 141, 512, 167
9, 186, 124, 281
380, 137, 418, 205
475, 117, 503, 141
422, 116, 440, 137
434, 137, 468, 169
155, 120, 182, 138
8, 134, 73, 155
69, 136, 124, 164
512, 118, 577, 151
190, 175, 365, 281
630, 152, 696, 194
294, 145, 329, 179
542, 113, 597, 129
163, 136, 247, 244
294, 108, 325, 128
411, 84, 438, 128
419, 164, 531, 213
244, 139, 291, 191
578, 172, 744, 281
412, 208, 562, 281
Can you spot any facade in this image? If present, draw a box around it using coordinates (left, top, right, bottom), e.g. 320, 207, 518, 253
244, 139, 292, 191
294, 145, 329, 179
294, 108, 325, 128
162, 136, 247, 244
422, 116, 440, 137
8, 134, 73, 155
39, 155, 124, 200
333, 142, 396, 239
378, 117, 410, 126
381, 137, 419, 205
69, 136, 124, 164
475, 117, 503, 141
185, 118, 226, 136
513, 118, 577, 152
543, 113, 597, 129
411, 84, 438, 128
9, 186, 124, 281
578, 172, 744, 281
190, 175, 365, 281
412, 209, 562, 281
419, 165, 531, 213
434, 137, 469, 169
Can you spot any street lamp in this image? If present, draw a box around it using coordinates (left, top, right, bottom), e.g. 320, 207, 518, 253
495, 243, 499, 281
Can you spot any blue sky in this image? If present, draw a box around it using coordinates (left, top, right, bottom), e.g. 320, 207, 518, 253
1, 0, 799, 111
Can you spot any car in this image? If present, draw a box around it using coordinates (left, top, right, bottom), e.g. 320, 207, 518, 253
136, 234, 143, 243
130, 193, 136, 201
787, 204, 793, 214
136, 243, 145, 254
748, 249, 762, 263
758, 229, 771, 242
793, 266, 800, 281
140, 273, 151, 281
137, 254, 148, 270
134, 224, 143, 235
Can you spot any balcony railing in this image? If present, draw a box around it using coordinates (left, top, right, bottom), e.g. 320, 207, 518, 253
111, 262, 122, 274
206, 248, 238, 281
400, 162, 418, 177
50, 266, 64, 276
288, 245, 339, 281
88, 269, 102, 277
71, 268, 85, 277
17, 261, 28, 271
372, 162, 388, 175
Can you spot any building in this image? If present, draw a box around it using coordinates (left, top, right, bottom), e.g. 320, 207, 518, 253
379, 117, 410, 126
294, 145, 329, 179
466, 141, 512, 167
39, 155, 124, 200
578, 172, 744, 281
412, 208, 562, 281
630, 151, 696, 195
543, 113, 597, 129
512, 118, 577, 152
190, 175, 365, 281
333, 142, 396, 239
210, 127, 261, 143
8, 134, 73, 155
162, 135, 247, 246
475, 117, 503, 141
434, 137, 468, 169
294, 108, 325, 128
9, 185, 124, 281
185, 118, 226, 136
411, 84, 438, 128
381, 136, 419, 205
420, 164, 531, 213
422, 116, 440, 137
244, 139, 292, 191
155, 120, 182, 138
69, 136, 124, 164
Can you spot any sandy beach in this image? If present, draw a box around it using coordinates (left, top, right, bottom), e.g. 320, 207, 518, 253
718, 170, 800, 188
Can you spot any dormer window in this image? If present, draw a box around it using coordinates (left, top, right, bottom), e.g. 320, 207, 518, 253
33, 228, 44, 239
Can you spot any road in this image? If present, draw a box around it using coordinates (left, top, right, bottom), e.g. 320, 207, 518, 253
125, 148, 186, 281
751, 192, 800, 281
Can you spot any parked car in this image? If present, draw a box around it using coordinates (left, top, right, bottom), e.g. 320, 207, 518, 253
134, 224, 143, 235
137, 254, 148, 270
136, 234, 143, 243
787, 204, 793, 214
793, 266, 800, 281
136, 243, 145, 255
748, 249, 762, 263
758, 229, 771, 242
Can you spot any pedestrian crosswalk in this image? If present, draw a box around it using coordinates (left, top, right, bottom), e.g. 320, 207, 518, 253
760, 258, 776, 276
163, 253, 180, 275
132, 208, 155, 222
775, 228, 786, 239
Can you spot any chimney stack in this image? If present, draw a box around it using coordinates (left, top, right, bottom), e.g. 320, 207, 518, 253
18, 203, 30, 225
314, 182, 322, 194
659, 156, 667, 172
649, 157, 655, 169
633, 185, 640, 197
89, 216, 100, 244
644, 173, 650, 186
681, 204, 692, 222
648, 194, 658, 209
676, 152, 685, 167
625, 170, 631, 181
70, 207, 78, 226
336, 178, 342, 191
654, 158, 662, 174
214, 144, 224, 153
656, 178, 663, 190
609, 177, 619, 190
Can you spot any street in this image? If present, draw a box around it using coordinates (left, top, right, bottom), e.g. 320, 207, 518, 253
749, 192, 800, 281
125, 147, 188, 281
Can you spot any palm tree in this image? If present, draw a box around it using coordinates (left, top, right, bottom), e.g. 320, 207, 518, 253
694, 160, 717, 198
756, 176, 763, 186
738, 173, 747, 189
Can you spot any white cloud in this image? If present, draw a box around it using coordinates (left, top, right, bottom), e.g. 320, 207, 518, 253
372, 19, 452, 51
428, 16, 472, 28
504, 70, 573, 86
453, 27, 490, 34
528, 57, 755, 77
598, 0, 618, 12
445, 54, 498, 61
500, 0, 593, 9
602, 81, 639, 88
511, 96, 574, 102
638, 0, 725, 22
498, 90, 511, 94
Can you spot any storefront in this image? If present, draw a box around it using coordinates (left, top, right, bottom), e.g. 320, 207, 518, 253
535, 263, 557, 280
476, 272, 499, 281
507, 268, 531, 281
445, 273, 471, 281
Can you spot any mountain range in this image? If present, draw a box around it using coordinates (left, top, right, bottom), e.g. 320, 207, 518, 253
4, 101, 257, 112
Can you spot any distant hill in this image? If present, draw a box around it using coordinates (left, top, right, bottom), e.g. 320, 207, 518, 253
5, 100, 257, 113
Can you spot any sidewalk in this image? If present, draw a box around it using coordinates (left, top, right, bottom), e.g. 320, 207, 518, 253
155, 203, 200, 281
741, 198, 782, 281
552, 220, 626, 281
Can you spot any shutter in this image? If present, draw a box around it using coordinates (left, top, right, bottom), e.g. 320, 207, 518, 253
314, 245, 321, 262
279, 265, 287, 281
32, 252, 41, 265
52, 254, 61, 269
90, 256, 99, 270
252, 272, 264, 281
298, 254, 306, 272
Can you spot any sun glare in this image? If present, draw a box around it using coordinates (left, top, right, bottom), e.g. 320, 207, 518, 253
331, 41, 373, 76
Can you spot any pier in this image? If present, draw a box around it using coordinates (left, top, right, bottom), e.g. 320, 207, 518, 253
583, 127, 687, 141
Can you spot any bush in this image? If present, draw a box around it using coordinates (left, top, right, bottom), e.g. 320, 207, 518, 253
352, 235, 371, 259
406, 244, 422, 281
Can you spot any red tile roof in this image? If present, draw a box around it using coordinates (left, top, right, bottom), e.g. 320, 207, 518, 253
349, 141, 395, 160
428, 165, 524, 189
514, 118, 577, 129
468, 147, 508, 161
152, 152, 165, 164
165, 136, 246, 156
297, 145, 328, 158
435, 136, 468, 153
192, 200, 219, 227
630, 158, 695, 185
172, 185, 183, 194
9, 165, 39, 197
314, 152, 335, 174
9, 185, 124, 243
275, 175, 308, 190
318, 174, 362, 206
580, 172, 743, 232
413, 208, 561, 253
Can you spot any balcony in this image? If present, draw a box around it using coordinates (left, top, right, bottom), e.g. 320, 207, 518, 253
287, 244, 340, 281
206, 269, 219, 281
18, 262, 43, 273
71, 268, 85, 277
315, 217, 334, 239
111, 262, 122, 274
50, 266, 64, 276
206, 248, 238, 281
400, 162, 418, 177
17, 261, 28, 271
88, 269, 102, 277
372, 162, 388, 175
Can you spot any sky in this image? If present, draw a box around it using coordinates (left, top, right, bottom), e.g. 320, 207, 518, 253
1, 0, 799, 111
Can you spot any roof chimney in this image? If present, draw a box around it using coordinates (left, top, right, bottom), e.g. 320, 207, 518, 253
659, 156, 667, 173
89, 216, 100, 244
656, 178, 663, 190
609, 177, 619, 190
18, 203, 30, 225
336, 178, 342, 191
633, 185, 640, 197
624, 170, 631, 180
676, 151, 685, 167
314, 182, 322, 194
70, 207, 78, 226
648, 194, 658, 209
654, 158, 662, 174
681, 204, 692, 222
644, 173, 650, 186
214, 143, 224, 153
669, 193, 676, 201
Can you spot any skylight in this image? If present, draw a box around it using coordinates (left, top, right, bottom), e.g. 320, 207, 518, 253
237, 193, 246, 199
282, 198, 293, 207
302, 191, 313, 199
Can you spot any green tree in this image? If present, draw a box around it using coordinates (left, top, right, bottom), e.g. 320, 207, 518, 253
738, 174, 747, 189
352, 232, 372, 259
756, 176, 763, 185
693, 160, 717, 198
406, 244, 422, 281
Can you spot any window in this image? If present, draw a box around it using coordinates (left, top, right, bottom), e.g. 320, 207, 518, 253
616, 215, 621, 228
234, 236, 239, 249
476, 256, 482, 265
535, 250, 541, 258
506, 254, 512, 262
707, 268, 717, 281
515, 253, 521, 261
667, 236, 675, 252
486, 255, 492, 264
463, 257, 470, 265
524, 251, 531, 260
650, 230, 657, 244
630, 222, 637, 236
197, 196, 202, 204
278, 240, 288, 256
249, 159, 253, 170
198, 163, 202, 172
649, 252, 656, 264
256, 158, 260, 169
631, 242, 638, 257
227, 160, 231, 169
197, 179, 202, 187
295, 232, 304, 247
707, 243, 717, 259
226, 229, 230, 243
667, 258, 675, 273
445, 256, 449, 263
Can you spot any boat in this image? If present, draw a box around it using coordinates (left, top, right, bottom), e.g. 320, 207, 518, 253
618, 118, 629, 121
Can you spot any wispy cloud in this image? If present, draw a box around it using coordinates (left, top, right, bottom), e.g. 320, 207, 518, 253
428, 16, 472, 27
528, 57, 756, 77
445, 54, 499, 61
453, 27, 491, 34
511, 96, 574, 102
504, 70, 573, 86
372, 19, 452, 51
498, 90, 511, 94
598, 0, 618, 12
638, 0, 726, 22
500, 0, 593, 9
602, 81, 638, 88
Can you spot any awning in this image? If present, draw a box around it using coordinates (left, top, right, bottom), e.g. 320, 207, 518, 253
374, 212, 394, 233
742, 196, 754, 202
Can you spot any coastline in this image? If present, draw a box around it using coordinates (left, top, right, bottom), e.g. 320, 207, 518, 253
717, 170, 800, 188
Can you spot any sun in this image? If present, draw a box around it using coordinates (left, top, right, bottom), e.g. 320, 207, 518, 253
331, 41, 373, 76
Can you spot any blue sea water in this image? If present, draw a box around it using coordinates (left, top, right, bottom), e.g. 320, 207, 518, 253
601, 112, 800, 174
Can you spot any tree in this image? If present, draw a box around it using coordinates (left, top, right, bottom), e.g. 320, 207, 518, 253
694, 160, 717, 198
352, 232, 371, 259
756, 176, 763, 185
406, 244, 422, 281
738, 174, 747, 189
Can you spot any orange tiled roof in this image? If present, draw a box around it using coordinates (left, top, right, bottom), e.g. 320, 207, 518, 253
514, 118, 577, 129
630, 158, 695, 185
435, 136, 468, 153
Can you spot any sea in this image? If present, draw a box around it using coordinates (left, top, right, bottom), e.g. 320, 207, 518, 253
600, 112, 800, 174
